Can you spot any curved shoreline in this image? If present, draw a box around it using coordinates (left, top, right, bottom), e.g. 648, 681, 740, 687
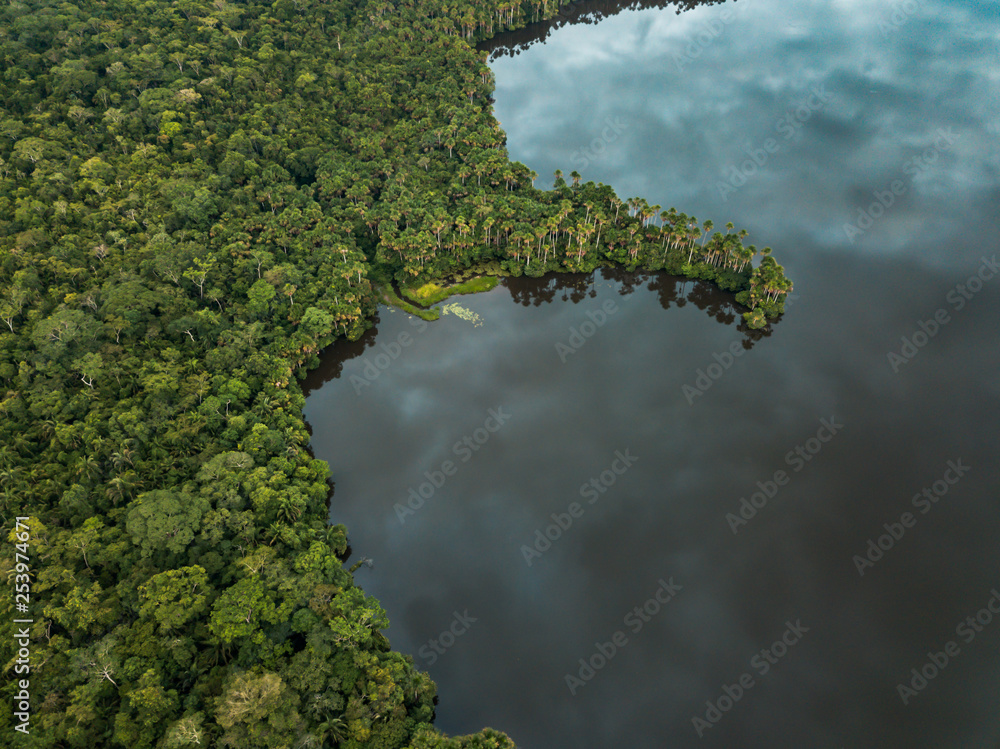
0, 0, 788, 745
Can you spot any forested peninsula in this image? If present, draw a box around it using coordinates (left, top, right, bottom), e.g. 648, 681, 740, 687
0, 0, 791, 745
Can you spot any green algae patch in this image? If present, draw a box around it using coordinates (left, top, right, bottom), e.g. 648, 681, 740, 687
401, 276, 499, 306
379, 284, 440, 321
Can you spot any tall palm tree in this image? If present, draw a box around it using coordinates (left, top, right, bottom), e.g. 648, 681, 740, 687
700, 220, 714, 248
325, 717, 348, 745
686, 221, 700, 263
593, 212, 606, 249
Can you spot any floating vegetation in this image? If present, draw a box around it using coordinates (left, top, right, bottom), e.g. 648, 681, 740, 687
441, 303, 484, 327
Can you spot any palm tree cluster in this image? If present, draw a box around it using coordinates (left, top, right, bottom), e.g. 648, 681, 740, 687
349, 173, 792, 325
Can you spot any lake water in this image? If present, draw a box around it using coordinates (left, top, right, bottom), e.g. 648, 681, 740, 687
303, 0, 1000, 746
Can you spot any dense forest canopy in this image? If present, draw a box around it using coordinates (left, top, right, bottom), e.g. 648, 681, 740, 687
0, 0, 789, 745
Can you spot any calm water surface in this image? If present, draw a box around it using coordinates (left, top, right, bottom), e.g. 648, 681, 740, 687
304, 1, 1000, 746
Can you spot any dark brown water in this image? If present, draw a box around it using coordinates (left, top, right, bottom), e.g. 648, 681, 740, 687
303, 0, 1000, 746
